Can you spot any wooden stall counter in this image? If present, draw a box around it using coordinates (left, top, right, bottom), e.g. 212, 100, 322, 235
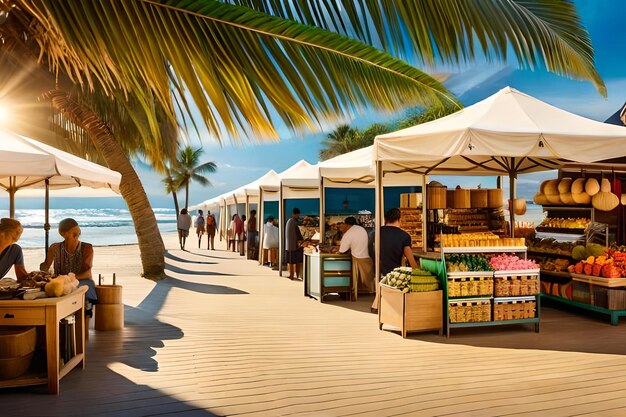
304, 252, 354, 302
0, 286, 87, 394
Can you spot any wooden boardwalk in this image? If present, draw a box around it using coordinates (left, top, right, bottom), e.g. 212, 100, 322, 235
3, 234, 626, 416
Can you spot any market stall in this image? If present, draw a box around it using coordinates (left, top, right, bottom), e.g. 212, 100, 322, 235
373, 86, 626, 332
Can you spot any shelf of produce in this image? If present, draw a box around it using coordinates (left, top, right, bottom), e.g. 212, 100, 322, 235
494, 296, 537, 302
541, 292, 626, 325
446, 271, 494, 278
442, 246, 527, 254
536, 227, 586, 234
540, 270, 572, 279
448, 317, 539, 329
527, 250, 573, 259
570, 273, 626, 288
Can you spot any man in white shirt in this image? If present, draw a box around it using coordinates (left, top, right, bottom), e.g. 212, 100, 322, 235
339, 217, 375, 298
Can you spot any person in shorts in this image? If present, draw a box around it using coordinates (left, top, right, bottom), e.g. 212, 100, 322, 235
285, 208, 304, 280
177, 208, 192, 250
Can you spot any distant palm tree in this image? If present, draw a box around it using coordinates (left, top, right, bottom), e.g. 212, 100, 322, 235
174, 147, 217, 208
319, 125, 363, 160
162, 166, 181, 216
398, 105, 458, 129
360, 123, 392, 147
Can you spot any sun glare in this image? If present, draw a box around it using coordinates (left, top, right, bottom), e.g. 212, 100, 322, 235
0, 105, 8, 124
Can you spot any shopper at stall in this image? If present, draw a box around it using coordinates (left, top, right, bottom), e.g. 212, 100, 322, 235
40, 218, 98, 317
240, 214, 247, 256
194, 209, 206, 249
285, 207, 304, 280
339, 216, 375, 295
0, 218, 27, 280
372, 208, 418, 313
206, 210, 216, 250
263, 216, 279, 269
177, 208, 192, 250
247, 209, 258, 260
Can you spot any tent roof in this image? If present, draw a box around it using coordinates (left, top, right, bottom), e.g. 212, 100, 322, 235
318, 146, 375, 183
0, 131, 121, 191
374, 87, 626, 175
604, 102, 626, 126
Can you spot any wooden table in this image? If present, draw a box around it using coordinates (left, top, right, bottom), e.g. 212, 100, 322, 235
0, 286, 87, 394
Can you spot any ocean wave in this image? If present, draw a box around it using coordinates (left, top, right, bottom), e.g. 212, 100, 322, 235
9, 207, 176, 228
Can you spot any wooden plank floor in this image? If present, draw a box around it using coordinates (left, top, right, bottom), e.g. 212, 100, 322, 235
2, 233, 626, 416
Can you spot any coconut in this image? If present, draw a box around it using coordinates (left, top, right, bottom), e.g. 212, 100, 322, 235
585, 178, 600, 196
571, 178, 586, 194
560, 193, 575, 205
533, 192, 549, 205
572, 192, 592, 205
544, 179, 560, 196
558, 178, 573, 193
512, 198, 527, 215
622, 194, 626, 206
600, 178, 612, 193
592, 191, 619, 212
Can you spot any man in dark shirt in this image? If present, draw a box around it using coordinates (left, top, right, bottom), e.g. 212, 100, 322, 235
372, 208, 418, 312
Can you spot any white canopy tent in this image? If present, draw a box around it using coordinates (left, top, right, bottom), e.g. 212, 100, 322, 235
373, 86, 626, 278
0, 130, 122, 250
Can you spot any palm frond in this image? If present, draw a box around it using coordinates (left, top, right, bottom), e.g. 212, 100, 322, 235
18, 0, 456, 145
230, 0, 605, 96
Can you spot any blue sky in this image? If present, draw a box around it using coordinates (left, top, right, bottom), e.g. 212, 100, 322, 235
44, 1, 626, 210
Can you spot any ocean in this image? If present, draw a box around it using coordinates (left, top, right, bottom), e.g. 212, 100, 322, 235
3, 207, 177, 248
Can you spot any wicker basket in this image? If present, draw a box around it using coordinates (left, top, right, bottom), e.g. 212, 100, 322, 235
449, 299, 491, 323
494, 299, 536, 320
494, 270, 540, 297
447, 273, 494, 297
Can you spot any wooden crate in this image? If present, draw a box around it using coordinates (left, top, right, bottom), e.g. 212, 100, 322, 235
449, 299, 491, 323
447, 272, 493, 297
494, 270, 540, 297
379, 285, 442, 338
494, 299, 536, 320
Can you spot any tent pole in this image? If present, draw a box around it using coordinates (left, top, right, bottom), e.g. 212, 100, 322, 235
9, 176, 15, 219
278, 181, 284, 276
509, 173, 516, 238
319, 176, 325, 244
258, 188, 265, 265
374, 161, 382, 306
44, 178, 50, 253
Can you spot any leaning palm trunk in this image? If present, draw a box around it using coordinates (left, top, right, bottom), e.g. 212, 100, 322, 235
47, 89, 165, 280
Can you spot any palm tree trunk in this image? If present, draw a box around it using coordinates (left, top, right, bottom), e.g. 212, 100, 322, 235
47, 89, 165, 280
185, 183, 190, 209
172, 191, 180, 217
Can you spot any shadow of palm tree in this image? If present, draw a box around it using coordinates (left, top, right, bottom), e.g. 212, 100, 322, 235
164, 251, 218, 265
164, 263, 234, 276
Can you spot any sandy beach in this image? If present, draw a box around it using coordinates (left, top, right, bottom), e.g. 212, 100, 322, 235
1, 230, 624, 415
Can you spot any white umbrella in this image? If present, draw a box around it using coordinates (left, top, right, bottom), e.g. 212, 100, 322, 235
0, 130, 122, 250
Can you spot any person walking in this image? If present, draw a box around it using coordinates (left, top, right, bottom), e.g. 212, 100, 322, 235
263, 216, 279, 269
177, 208, 192, 250
239, 215, 247, 256
338, 216, 375, 300
285, 207, 304, 280
246, 209, 258, 260
194, 209, 206, 249
206, 210, 216, 250
371, 208, 418, 313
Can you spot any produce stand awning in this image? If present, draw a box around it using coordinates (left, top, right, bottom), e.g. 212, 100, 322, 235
374, 87, 626, 175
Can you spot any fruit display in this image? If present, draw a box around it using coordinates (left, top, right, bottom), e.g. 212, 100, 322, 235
441, 232, 525, 248
568, 256, 621, 278
446, 254, 492, 272
570, 243, 607, 260
488, 254, 539, 271
535, 257, 570, 272
527, 237, 576, 256
537, 217, 590, 230
381, 267, 439, 292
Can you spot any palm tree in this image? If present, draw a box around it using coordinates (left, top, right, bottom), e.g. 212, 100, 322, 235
319, 125, 362, 160
2, 1, 605, 278
398, 105, 460, 129
174, 147, 217, 209
162, 166, 181, 217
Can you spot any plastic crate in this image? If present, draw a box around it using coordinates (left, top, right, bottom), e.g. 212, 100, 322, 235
449, 299, 491, 323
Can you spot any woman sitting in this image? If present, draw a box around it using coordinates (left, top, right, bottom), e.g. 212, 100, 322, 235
0, 218, 28, 280
40, 218, 97, 316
